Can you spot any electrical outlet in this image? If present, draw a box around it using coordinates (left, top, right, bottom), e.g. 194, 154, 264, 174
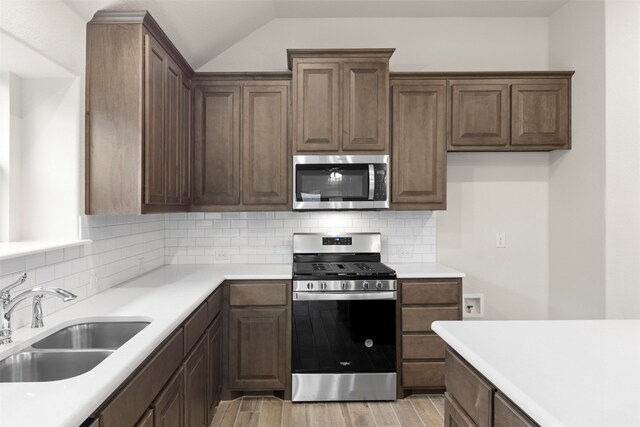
496, 232, 506, 248
399, 247, 413, 258
89, 273, 99, 292
214, 249, 229, 261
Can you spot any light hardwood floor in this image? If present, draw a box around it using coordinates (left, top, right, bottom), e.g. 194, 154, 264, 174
210, 395, 445, 427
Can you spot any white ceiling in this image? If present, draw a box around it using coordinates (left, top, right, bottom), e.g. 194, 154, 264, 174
64, 0, 569, 69
0, 30, 74, 78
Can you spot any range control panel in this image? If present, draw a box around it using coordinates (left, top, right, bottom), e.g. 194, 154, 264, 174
322, 237, 353, 246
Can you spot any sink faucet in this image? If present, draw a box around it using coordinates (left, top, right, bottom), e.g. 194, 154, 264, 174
0, 273, 77, 345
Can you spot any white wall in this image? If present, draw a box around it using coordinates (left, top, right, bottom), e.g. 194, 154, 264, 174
604, 1, 640, 318
200, 17, 550, 320
547, 1, 606, 319
20, 77, 81, 241
199, 17, 548, 72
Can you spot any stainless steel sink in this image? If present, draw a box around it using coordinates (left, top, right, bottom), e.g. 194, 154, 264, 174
0, 350, 114, 382
31, 321, 150, 350
0, 320, 151, 382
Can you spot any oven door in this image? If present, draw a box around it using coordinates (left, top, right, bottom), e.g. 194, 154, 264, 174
292, 291, 397, 401
292, 292, 396, 374
292, 155, 389, 210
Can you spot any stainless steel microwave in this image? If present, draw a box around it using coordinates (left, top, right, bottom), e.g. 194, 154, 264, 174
292, 155, 390, 210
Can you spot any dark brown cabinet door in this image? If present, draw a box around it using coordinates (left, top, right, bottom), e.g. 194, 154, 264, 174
135, 409, 154, 427
153, 366, 185, 427
228, 307, 287, 390
494, 392, 538, 427
180, 79, 191, 205
184, 336, 208, 427
444, 393, 476, 427
342, 61, 388, 151
165, 60, 182, 205
293, 62, 340, 152
511, 80, 570, 149
192, 84, 241, 205
391, 82, 446, 209
207, 316, 222, 422
144, 34, 166, 205
449, 80, 509, 149
242, 84, 289, 206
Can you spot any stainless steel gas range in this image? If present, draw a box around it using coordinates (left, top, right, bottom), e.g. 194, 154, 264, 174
291, 233, 397, 402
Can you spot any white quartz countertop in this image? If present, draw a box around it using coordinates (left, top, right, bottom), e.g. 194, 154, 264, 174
0, 264, 290, 427
0, 262, 463, 427
432, 320, 640, 427
390, 262, 465, 278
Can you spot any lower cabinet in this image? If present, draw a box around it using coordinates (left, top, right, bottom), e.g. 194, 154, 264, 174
184, 336, 208, 427
207, 316, 222, 423
228, 307, 288, 390
445, 347, 539, 427
398, 278, 462, 397
95, 287, 223, 427
153, 367, 186, 427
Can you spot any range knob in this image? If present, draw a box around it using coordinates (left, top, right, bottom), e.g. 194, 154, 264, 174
362, 281, 370, 290
376, 281, 383, 290
307, 282, 314, 290
320, 282, 326, 290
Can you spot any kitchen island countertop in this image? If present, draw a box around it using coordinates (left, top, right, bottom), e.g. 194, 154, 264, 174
433, 319, 640, 427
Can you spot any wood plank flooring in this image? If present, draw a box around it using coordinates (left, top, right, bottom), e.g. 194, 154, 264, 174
210, 395, 444, 427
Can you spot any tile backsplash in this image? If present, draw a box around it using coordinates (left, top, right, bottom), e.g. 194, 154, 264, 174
0, 210, 436, 330
165, 211, 436, 265
0, 215, 164, 329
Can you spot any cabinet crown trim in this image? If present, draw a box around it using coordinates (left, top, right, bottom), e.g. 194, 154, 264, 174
90, 9, 194, 77
287, 48, 396, 70
390, 71, 574, 80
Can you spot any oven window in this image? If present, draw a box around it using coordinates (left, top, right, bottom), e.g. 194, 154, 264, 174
292, 299, 396, 373
296, 164, 369, 202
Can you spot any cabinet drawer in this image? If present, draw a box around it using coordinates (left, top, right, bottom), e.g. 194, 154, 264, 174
445, 349, 494, 427
99, 329, 184, 427
402, 361, 445, 388
229, 282, 287, 306
445, 392, 476, 427
402, 307, 459, 332
402, 280, 461, 305
207, 288, 222, 324
402, 334, 446, 360
495, 392, 538, 427
183, 302, 208, 356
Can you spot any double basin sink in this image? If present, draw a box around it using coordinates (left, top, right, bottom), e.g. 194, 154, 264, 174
0, 321, 150, 383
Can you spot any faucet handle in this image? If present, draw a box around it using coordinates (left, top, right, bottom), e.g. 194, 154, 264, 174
31, 295, 44, 328
1, 273, 27, 300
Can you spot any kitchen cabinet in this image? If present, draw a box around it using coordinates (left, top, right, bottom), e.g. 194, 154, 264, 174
288, 49, 394, 154
86, 11, 193, 214
390, 79, 447, 210
207, 316, 222, 423
153, 366, 186, 427
191, 77, 291, 211
135, 409, 154, 427
444, 348, 540, 427
94, 287, 223, 427
225, 281, 291, 395
447, 73, 572, 151
183, 336, 208, 427
397, 278, 462, 398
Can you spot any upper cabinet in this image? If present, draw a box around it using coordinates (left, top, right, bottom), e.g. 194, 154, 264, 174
86, 11, 193, 214
191, 77, 291, 211
447, 73, 573, 151
288, 49, 394, 154
390, 79, 447, 210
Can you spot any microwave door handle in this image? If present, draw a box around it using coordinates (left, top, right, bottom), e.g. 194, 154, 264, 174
368, 164, 375, 200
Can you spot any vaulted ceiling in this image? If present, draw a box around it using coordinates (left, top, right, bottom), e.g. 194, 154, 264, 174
64, 0, 568, 70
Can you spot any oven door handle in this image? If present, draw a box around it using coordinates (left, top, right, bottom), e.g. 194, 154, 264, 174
293, 291, 396, 301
